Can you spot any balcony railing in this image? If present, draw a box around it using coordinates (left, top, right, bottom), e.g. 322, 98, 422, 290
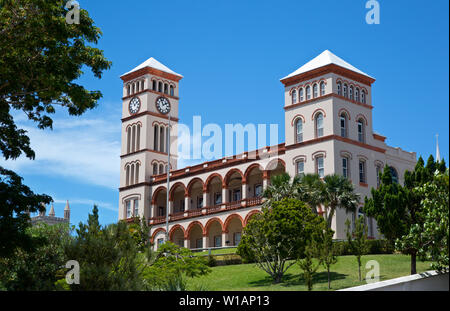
149, 197, 264, 225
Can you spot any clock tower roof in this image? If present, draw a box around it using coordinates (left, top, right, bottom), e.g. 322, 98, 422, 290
121, 57, 183, 79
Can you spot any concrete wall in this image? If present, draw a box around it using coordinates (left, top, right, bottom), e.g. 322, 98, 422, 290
340, 271, 449, 291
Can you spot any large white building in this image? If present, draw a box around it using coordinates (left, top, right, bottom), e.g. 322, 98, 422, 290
118, 50, 416, 249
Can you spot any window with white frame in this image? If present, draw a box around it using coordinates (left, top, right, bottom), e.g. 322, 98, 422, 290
292, 89, 297, 104
170, 85, 174, 96
376, 165, 382, 187
316, 113, 324, 137
343, 84, 348, 98
316, 156, 324, 178
357, 119, 365, 143
361, 90, 366, 104
337, 82, 342, 95
389, 166, 399, 184
320, 82, 326, 96
296, 160, 305, 178
313, 83, 318, 98
359, 160, 366, 183
355, 88, 360, 102
340, 114, 347, 138
126, 200, 131, 218
133, 199, 139, 217
152, 80, 157, 91
342, 157, 349, 179
299, 88, 304, 102
306, 86, 311, 100
349, 86, 353, 100
295, 118, 303, 143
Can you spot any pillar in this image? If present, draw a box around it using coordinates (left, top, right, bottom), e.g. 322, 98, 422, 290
184, 238, 189, 249
202, 235, 207, 249
202, 191, 207, 209
222, 187, 227, 204
222, 232, 227, 247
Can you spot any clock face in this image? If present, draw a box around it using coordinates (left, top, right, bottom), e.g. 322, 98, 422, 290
129, 97, 140, 114
155, 96, 171, 115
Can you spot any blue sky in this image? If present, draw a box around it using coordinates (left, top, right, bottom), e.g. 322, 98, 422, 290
2, 0, 448, 227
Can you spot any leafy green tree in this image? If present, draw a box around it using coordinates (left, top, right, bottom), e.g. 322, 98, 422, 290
321, 174, 360, 229
345, 217, 369, 282
297, 240, 321, 291
317, 228, 338, 289
297, 173, 324, 214
124, 216, 151, 252
365, 157, 446, 274
0, 222, 72, 290
0, 167, 52, 258
64, 206, 145, 290
0, 0, 110, 260
262, 173, 301, 207
398, 169, 449, 272
143, 242, 211, 291
237, 198, 326, 283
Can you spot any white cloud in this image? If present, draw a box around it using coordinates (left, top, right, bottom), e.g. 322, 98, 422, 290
0, 112, 121, 189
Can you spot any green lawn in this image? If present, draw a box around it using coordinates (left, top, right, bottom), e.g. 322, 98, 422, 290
187, 254, 432, 291
192, 247, 238, 256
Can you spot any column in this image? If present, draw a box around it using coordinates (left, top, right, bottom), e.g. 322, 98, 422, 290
222, 187, 227, 204
150, 203, 156, 219
202, 235, 207, 249
169, 201, 174, 215
184, 238, 189, 249
262, 171, 269, 189
184, 195, 189, 212
203, 191, 207, 209
221, 232, 227, 247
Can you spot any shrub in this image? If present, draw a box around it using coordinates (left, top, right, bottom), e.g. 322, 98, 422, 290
332, 240, 394, 256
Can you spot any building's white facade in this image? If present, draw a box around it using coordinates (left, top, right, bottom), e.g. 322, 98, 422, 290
118, 51, 416, 249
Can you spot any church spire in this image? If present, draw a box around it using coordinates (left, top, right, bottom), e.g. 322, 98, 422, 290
64, 200, 70, 220
436, 134, 441, 162
49, 203, 55, 217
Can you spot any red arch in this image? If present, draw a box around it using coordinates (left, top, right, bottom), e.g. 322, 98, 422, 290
151, 227, 166, 243
244, 163, 264, 181
291, 114, 306, 126
187, 178, 205, 195
223, 213, 244, 233
205, 173, 225, 191
311, 108, 326, 120
244, 210, 262, 226
224, 168, 245, 185
151, 186, 167, 204
169, 224, 186, 240
185, 221, 205, 238
355, 114, 368, 126
169, 182, 187, 201
338, 108, 351, 120
204, 217, 224, 235
265, 158, 286, 172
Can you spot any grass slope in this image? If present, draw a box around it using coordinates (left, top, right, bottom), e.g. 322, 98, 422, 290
187, 254, 431, 291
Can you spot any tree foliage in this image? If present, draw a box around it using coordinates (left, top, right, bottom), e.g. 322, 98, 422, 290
237, 198, 326, 283
345, 217, 369, 281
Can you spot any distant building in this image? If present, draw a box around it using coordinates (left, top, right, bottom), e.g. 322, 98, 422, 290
31, 200, 71, 226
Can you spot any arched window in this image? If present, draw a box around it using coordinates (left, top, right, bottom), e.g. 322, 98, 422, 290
340, 113, 347, 138
154, 124, 159, 151
357, 119, 365, 143
153, 163, 158, 175
337, 82, 342, 96
313, 83, 318, 98
342, 157, 349, 179
131, 125, 136, 152
376, 165, 382, 187
349, 86, 353, 100
170, 85, 174, 96
158, 82, 163, 93
126, 165, 130, 186
135, 163, 139, 184
316, 156, 324, 178
130, 163, 135, 186
164, 83, 168, 94
292, 89, 297, 104
320, 82, 325, 96
127, 127, 131, 153
389, 167, 399, 184
135, 125, 140, 151
127, 85, 131, 96
299, 88, 304, 102
343, 84, 348, 98
296, 160, 305, 177
361, 90, 366, 104
159, 164, 164, 175
315, 113, 324, 138
306, 86, 311, 100
359, 160, 366, 183
295, 118, 303, 143
160, 126, 165, 152
355, 88, 360, 102
152, 80, 157, 91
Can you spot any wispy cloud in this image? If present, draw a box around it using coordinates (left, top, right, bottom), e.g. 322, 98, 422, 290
0, 108, 121, 189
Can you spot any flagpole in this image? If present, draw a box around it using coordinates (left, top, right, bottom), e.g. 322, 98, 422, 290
165, 112, 171, 242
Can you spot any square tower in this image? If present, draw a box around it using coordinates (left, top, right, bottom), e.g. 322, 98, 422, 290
118, 57, 183, 221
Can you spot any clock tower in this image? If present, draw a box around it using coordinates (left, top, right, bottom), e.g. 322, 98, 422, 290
118, 57, 182, 221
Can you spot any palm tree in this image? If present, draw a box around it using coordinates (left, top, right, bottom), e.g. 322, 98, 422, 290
262, 173, 300, 208
321, 174, 360, 229
297, 173, 324, 214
